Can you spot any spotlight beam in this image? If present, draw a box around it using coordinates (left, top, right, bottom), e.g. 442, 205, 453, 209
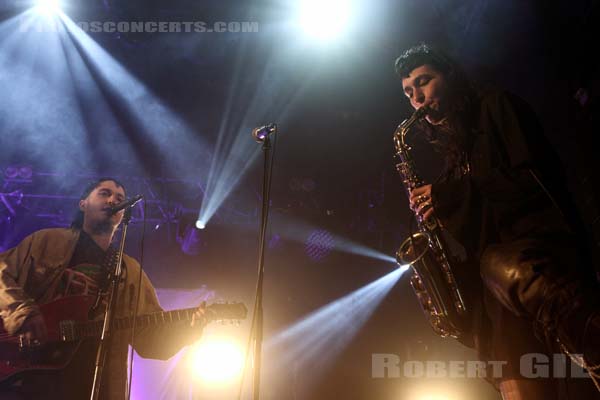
196, 37, 313, 228
265, 267, 406, 375
56, 14, 212, 180
271, 212, 397, 263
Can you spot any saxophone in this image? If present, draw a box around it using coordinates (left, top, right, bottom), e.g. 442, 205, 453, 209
393, 107, 468, 338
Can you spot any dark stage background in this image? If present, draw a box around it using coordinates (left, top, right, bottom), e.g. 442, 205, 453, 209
1, 0, 598, 399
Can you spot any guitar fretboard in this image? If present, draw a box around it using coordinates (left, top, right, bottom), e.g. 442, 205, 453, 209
75, 307, 199, 339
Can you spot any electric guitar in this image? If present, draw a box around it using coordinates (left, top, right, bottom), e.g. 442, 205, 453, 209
0, 295, 247, 384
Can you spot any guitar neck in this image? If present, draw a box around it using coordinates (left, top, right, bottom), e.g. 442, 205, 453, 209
78, 307, 198, 339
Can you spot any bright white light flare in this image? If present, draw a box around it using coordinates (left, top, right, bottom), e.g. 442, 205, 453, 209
34, 0, 61, 15
188, 337, 244, 384
298, 0, 353, 41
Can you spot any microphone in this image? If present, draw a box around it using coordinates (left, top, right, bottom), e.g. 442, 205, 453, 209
110, 194, 143, 215
251, 123, 276, 142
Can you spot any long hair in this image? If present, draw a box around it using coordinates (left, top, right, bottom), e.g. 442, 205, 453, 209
395, 44, 478, 174
70, 177, 126, 229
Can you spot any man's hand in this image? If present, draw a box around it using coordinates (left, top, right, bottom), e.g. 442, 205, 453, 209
19, 313, 48, 347
190, 302, 207, 328
409, 185, 434, 221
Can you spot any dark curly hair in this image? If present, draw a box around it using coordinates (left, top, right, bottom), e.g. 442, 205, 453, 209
70, 177, 126, 229
395, 44, 453, 78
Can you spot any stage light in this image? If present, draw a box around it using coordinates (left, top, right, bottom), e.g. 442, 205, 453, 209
195, 220, 206, 230
298, 0, 353, 41
18, 166, 33, 180
3, 165, 33, 181
305, 229, 336, 261
4, 166, 19, 179
34, 0, 61, 15
188, 336, 244, 384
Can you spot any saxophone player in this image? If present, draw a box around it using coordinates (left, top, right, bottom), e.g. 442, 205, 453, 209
395, 44, 599, 399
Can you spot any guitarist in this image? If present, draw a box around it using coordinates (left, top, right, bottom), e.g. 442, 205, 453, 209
0, 178, 207, 399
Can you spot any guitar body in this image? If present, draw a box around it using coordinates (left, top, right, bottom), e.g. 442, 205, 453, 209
0, 295, 97, 385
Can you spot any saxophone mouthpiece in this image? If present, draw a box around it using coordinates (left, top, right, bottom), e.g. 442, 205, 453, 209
400, 105, 429, 131
415, 106, 429, 119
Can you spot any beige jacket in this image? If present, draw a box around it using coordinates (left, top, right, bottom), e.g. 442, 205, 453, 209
0, 228, 198, 399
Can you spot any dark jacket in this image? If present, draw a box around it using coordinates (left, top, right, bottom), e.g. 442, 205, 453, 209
428, 88, 594, 362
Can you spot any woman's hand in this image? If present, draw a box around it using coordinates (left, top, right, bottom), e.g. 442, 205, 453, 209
409, 185, 434, 221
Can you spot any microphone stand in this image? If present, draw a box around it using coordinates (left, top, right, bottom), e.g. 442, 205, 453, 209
90, 208, 132, 400
251, 134, 274, 400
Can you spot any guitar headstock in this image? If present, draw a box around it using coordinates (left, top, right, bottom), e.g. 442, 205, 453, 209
205, 302, 248, 322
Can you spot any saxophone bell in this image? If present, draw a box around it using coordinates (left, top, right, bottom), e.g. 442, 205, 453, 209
396, 232, 430, 266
